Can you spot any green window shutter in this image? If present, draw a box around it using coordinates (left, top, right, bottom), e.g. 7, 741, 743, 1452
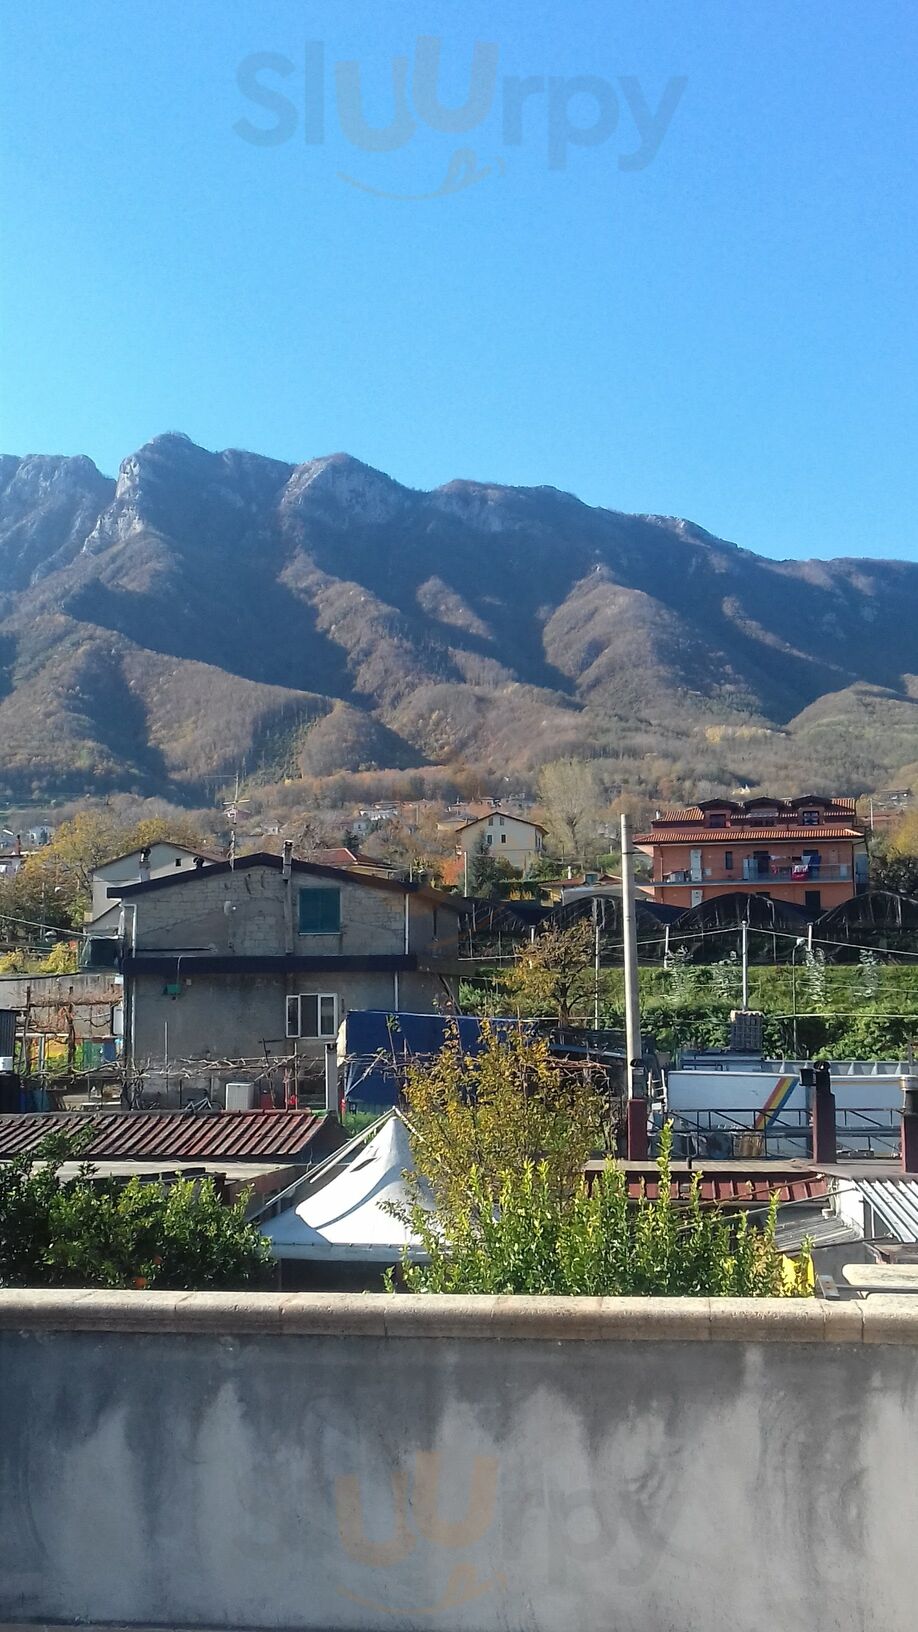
298, 887, 341, 934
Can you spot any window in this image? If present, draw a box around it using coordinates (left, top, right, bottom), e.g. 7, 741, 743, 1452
486, 833, 493, 846
297, 887, 340, 934
802, 810, 820, 825
287, 993, 338, 1039
708, 813, 727, 828
805, 890, 822, 913
499, 815, 505, 827
724, 851, 733, 870
500, 833, 507, 844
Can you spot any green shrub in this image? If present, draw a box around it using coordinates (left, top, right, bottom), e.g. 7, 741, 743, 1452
394, 1124, 811, 1298
0, 1131, 272, 1289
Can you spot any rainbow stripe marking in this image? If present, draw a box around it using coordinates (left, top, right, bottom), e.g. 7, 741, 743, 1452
754, 1075, 797, 1134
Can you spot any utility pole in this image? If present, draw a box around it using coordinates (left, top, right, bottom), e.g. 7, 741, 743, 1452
620, 814, 646, 1157
592, 896, 600, 1030
741, 919, 749, 1008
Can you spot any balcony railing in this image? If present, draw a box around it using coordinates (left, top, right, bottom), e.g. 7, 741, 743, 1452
658, 864, 852, 886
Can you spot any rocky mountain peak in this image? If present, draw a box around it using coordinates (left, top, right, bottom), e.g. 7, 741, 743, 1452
0, 433, 916, 803
281, 453, 409, 527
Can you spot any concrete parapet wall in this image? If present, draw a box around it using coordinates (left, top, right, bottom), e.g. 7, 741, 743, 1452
1, 1292, 916, 1631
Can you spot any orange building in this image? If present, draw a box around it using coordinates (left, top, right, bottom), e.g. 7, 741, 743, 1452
635, 796, 868, 913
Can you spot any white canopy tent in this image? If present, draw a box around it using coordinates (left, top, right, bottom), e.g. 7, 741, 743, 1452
261, 1114, 432, 1263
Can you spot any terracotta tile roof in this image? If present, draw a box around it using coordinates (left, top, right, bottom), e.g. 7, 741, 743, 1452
636, 825, 864, 844
654, 799, 857, 825
308, 847, 390, 870
0, 1109, 337, 1164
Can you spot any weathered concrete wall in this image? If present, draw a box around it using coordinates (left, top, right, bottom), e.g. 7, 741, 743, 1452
0, 972, 121, 1012
1, 1293, 916, 1632
133, 866, 445, 959
132, 968, 449, 1071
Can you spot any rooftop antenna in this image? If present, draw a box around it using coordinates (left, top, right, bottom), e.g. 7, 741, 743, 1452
224, 772, 250, 871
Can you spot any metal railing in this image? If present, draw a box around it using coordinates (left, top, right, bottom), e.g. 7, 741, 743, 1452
663, 1106, 899, 1161
659, 865, 852, 886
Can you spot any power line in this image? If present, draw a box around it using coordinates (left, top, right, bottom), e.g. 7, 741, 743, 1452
0, 910, 87, 939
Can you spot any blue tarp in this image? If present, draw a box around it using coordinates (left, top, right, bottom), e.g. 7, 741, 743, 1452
341, 1010, 532, 1106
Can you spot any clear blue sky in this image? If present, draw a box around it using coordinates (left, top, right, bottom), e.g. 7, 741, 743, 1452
1, 0, 916, 560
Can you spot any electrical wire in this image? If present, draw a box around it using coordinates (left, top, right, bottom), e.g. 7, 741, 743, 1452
0, 909, 87, 938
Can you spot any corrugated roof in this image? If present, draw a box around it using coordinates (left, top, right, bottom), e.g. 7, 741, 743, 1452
0, 1109, 335, 1164
856, 1178, 918, 1243
585, 1163, 828, 1208
636, 826, 863, 844
626, 1174, 827, 1206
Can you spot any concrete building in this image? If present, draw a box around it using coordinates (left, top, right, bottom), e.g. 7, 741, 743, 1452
636, 795, 868, 912
102, 853, 463, 1082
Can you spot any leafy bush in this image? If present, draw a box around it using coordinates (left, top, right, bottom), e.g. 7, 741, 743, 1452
395, 1125, 811, 1298
401, 1023, 608, 1224
0, 1131, 272, 1289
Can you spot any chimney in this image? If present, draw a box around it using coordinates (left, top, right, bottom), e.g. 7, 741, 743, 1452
901, 1076, 918, 1174
626, 1093, 649, 1161
138, 846, 151, 883
803, 1062, 837, 1167
282, 840, 293, 879
14, 834, 21, 858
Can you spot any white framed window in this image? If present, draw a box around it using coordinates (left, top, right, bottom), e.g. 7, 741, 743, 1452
802, 810, 819, 825
500, 833, 507, 843
486, 833, 493, 846
287, 993, 338, 1039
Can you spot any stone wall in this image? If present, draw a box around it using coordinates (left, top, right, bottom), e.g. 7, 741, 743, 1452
0, 1291, 916, 1632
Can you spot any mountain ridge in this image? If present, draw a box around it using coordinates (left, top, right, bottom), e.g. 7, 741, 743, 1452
1, 432, 916, 803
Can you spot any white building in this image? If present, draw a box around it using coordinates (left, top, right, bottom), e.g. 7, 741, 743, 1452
87, 842, 218, 927
454, 809, 546, 875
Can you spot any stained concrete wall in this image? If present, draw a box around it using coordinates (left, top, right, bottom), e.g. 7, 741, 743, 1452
132, 968, 451, 1075
1, 1293, 916, 1632
132, 866, 446, 960
0, 972, 121, 1013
